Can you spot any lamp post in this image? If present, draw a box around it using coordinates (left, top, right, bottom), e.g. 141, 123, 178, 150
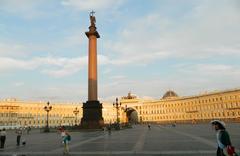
113, 98, 121, 125
73, 107, 79, 126
44, 101, 52, 132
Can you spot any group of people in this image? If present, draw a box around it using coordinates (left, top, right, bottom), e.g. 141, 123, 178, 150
2, 126, 71, 154
0, 127, 29, 150
0, 121, 239, 156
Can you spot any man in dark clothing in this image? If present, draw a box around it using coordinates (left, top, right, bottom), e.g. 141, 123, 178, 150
0, 129, 6, 149
16, 128, 22, 146
148, 124, 151, 130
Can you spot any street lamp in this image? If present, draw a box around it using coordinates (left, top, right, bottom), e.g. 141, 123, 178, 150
73, 107, 79, 126
113, 98, 121, 125
44, 101, 52, 132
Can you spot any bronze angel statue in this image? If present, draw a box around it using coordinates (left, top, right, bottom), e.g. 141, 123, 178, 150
90, 11, 96, 26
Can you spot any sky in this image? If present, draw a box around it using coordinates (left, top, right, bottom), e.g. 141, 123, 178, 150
0, 0, 239, 102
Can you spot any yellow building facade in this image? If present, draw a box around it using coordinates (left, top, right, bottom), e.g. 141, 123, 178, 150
0, 88, 240, 128
0, 99, 116, 128
0, 99, 118, 128
120, 89, 240, 124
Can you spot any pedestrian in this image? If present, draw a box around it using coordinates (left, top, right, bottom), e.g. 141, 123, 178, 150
107, 124, 111, 135
63, 131, 71, 154
0, 130, 1, 149
148, 124, 151, 130
172, 122, 176, 127
0, 128, 6, 149
16, 128, 22, 146
27, 126, 31, 134
211, 120, 238, 156
60, 128, 66, 144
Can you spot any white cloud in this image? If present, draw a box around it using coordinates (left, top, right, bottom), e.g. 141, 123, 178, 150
61, 0, 124, 11
0, 55, 111, 77
62, 30, 86, 47
0, 0, 48, 19
110, 75, 126, 80
98, 62, 240, 99
0, 57, 36, 71
41, 56, 88, 77
177, 64, 240, 78
13, 82, 25, 87
14, 82, 87, 103
106, 0, 240, 65
0, 42, 29, 57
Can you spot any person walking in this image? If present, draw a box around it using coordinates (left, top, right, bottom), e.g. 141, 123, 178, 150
60, 128, 66, 144
0, 130, 1, 149
211, 120, 238, 156
148, 124, 151, 130
27, 126, 31, 134
63, 131, 71, 155
107, 124, 111, 135
16, 128, 22, 146
0, 128, 6, 149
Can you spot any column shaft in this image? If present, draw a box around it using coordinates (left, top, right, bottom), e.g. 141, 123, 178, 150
88, 35, 98, 101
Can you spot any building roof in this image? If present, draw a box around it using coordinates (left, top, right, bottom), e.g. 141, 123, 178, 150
162, 90, 178, 99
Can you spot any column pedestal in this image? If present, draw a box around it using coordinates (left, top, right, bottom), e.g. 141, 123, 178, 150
81, 100, 104, 129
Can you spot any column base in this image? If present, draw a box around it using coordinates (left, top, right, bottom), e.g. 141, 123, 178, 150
80, 100, 104, 129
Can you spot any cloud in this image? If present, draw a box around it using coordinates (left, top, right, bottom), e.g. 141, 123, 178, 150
1, 0, 239, 101
24, 84, 86, 102
0, 57, 36, 71
0, 56, 85, 76
42, 55, 112, 77
0, 55, 111, 77
106, 0, 240, 65
61, 30, 86, 47
0, 42, 29, 57
41, 56, 88, 77
0, 0, 48, 19
13, 82, 25, 87
61, 0, 124, 11
98, 62, 240, 99
177, 63, 240, 78
110, 75, 126, 80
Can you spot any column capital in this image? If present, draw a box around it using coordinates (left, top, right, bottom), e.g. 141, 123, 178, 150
85, 29, 100, 38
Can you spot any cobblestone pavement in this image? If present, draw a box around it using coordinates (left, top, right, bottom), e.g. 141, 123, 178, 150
0, 123, 239, 156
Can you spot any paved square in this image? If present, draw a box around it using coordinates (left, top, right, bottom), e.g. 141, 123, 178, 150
0, 123, 240, 156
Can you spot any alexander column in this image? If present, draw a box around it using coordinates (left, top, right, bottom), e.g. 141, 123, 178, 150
81, 11, 104, 129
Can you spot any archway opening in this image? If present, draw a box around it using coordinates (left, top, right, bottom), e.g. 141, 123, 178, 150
126, 108, 138, 124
